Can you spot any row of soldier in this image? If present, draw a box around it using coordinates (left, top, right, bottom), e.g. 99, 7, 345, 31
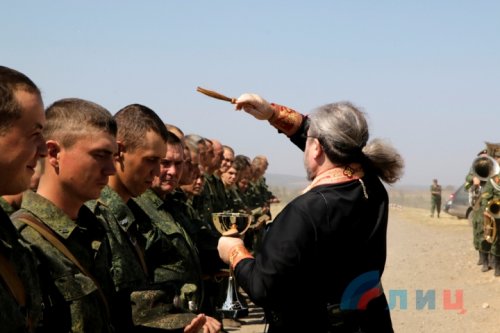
0, 65, 278, 332
465, 142, 500, 277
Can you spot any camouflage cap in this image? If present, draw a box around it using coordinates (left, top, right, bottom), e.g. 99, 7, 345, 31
131, 290, 196, 330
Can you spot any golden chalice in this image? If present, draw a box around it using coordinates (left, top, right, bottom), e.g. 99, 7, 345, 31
211, 212, 253, 237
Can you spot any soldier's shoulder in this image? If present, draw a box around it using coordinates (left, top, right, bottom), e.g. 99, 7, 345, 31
10, 208, 37, 229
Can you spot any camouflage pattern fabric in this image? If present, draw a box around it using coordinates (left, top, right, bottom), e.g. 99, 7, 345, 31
203, 175, 227, 214
134, 189, 203, 310
131, 289, 196, 330
225, 187, 248, 213
88, 186, 199, 331
0, 207, 43, 333
12, 190, 113, 333
0, 196, 15, 216
165, 190, 202, 241
86, 186, 148, 292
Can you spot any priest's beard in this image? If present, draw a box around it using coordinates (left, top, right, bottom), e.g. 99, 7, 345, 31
304, 158, 314, 181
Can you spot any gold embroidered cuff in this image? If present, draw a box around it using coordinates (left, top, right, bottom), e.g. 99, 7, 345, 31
228, 244, 254, 270
269, 103, 304, 137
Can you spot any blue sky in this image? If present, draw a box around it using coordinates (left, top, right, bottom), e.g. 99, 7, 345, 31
2, 1, 499, 187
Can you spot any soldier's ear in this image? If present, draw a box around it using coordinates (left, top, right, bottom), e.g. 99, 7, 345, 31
115, 141, 126, 160
46, 140, 61, 169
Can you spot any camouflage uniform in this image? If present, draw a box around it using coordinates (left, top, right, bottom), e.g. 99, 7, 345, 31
191, 188, 225, 275
481, 174, 500, 275
12, 190, 113, 333
225, 187, 248, 213
464, 172, 488, 253
195, 175, 231, 234
245, 182, 266, 211
86, 186, 148, 332
430, 183, 442, 217
191, 180, 233, 319
205, 174, 229, 213
245, 181, 273, 254
254, 177, 274, 208
0, 206, 43, 333
164, 190, 202, 242
88, 186, 196, 331
195, 177, 214, 225
177, 192, 221, 263
134, 189, 203, 310
0, 196, 16, 216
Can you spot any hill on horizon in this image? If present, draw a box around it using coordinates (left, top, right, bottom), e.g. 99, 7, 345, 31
266, 173, 308, 189
267, 173, 460, 191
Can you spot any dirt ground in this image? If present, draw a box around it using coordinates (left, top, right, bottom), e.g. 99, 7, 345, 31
228, 205, 500, 333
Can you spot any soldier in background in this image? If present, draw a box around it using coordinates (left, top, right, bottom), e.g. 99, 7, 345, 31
234, 155, 271, 254
190, 140, 241, 328
0, 65, 47, 332
134, 131, 205, 313
430, 178, 442, 218
465, 148, 489, 269
248, 155, 277, 254
252, 155, 279, 206
205, 140, 230, 214
480, 143, 500, 276
165, 123, 185, 141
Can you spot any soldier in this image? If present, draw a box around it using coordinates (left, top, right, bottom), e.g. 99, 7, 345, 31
165, 123, 185, 141
0, 65, 47, 332
480, 143, 500, 276
133, 131, 204, 312
251, 155, 279, 205
11, 98, 118, 332
211, 139, 224, 172
205, 140, 230, 214
465, 149, 489, 268
86, 104, 218, 332
166, 131, 203, 241
185, 138, 242, 327
430, 179, 442, 218
233, 155, 270, 254
220, 146, 235, 176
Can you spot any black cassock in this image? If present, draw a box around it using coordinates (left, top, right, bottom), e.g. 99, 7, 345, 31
233, 119, 394, 333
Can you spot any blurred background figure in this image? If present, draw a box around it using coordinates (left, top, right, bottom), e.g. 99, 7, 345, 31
430, 178, 442, 218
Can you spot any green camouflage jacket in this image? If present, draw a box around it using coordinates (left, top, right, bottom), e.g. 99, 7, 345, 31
206, 174, 229, 213
255, 177, 274, 202
134, 189, 202, 310
164, 190, 202, 239
85, 186, 147, 293
481, 175, 500, 210
0, 206, 43, 333
225, 187, 248, 213
12, 190, 113, 333
87, 186, 194, 331
0, 196, 15, 216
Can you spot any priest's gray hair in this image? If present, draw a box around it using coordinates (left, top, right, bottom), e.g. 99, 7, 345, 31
308, 101, 404, 184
